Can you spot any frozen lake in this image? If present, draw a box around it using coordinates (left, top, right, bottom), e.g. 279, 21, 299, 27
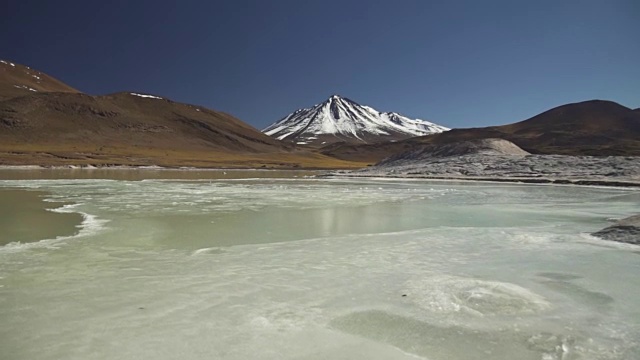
1, 172, 639, 359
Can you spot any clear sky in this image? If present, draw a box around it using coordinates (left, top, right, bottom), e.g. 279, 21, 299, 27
2, 0, 639, 129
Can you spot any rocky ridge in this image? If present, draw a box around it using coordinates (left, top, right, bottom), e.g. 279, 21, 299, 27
329, 139, 640, 187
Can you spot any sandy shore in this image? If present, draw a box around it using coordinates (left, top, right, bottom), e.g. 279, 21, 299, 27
0, 189, 84, 246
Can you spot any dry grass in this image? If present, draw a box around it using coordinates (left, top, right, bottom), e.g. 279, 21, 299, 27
0, 90, 369, 169
0, 143, 369, 169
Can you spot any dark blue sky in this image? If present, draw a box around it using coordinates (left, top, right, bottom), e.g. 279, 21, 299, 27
2, 0, 639, 129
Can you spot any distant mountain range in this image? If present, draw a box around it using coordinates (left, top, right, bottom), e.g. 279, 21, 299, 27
322, 100, 640, 163
262, 95, 448, 146
1, 59, 638, 169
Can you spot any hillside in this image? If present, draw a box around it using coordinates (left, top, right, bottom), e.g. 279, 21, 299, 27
0, 61, 363, 169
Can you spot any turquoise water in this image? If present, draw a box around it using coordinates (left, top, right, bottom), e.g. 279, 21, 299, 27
1, 175, 639, 359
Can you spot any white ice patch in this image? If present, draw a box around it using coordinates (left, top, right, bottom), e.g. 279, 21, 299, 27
47, 203, 110, 239
404, 275, 550, 316
130, 93, 162, 99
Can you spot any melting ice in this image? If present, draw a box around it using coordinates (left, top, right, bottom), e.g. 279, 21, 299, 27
0, 176, 639, 360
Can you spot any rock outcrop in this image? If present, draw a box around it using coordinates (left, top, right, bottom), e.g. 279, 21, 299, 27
592, 215, 640, 245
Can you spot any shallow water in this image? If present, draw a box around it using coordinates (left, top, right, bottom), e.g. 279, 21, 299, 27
0, 189, 83, 245
0, 172, 639, 359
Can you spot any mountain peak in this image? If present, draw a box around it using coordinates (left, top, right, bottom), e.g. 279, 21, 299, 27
263, 96, 449, 146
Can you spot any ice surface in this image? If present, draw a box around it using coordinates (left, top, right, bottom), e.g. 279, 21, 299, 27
0, 177, 639, 359
404, 275, 551, 316
330, 310, 580, 360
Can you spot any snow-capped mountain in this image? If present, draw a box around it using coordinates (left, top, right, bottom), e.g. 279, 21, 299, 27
262, 95, 449, 146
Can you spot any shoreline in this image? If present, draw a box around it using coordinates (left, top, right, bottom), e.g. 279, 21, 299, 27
321, 173, 640, 188
0, 166, 323, 181
0, 164, 322, 171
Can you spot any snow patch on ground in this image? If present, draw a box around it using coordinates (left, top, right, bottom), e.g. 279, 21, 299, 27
130, 93, 162, 100
13, 84, 37, 92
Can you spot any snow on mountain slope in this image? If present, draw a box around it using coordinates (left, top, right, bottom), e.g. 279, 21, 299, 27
262, 95, 449, 145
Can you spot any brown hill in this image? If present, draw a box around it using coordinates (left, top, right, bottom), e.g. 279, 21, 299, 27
0, 62, 363, 169
0, 60, 79, 100
323, 100, 640, 163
